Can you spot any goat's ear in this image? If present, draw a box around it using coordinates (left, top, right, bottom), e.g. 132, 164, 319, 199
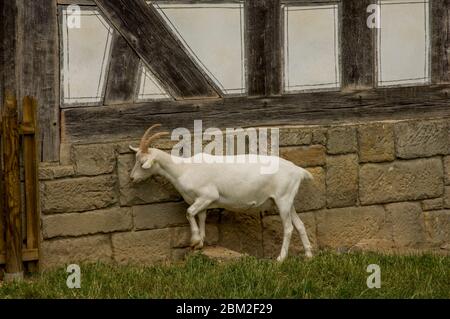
142, 159, 153, 169
129, 145, 139, 153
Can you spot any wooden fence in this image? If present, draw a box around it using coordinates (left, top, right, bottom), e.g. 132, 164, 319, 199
0, 93, 40, 280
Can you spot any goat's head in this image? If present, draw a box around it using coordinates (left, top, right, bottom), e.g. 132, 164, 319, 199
129, 124, 169, 183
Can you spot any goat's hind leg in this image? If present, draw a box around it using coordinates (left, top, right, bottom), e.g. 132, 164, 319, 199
276, 200, 294, 262
196, 211, 207, 249
291, 206, 313, 258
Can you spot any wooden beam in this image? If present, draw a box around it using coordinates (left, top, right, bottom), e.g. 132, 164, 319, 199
341, 0, 375, 89
94, 0, 221, 100
0, 249, 39, 265
104, 32, 141, 105
246, 0, 282, 96
20, 0, 60, 162
62, 85, 450, 144
56, 0, 95, 5
1, 93, 23, 277
22, 97, 40, 267
431, 0, 450, 83
1, 0, 19, 102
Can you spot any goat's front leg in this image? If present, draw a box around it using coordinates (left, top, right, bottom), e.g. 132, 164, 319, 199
187, 199, 213, 249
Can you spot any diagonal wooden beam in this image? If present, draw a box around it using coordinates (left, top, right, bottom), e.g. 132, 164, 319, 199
104, 31, 141, 105
94, 0, 221, 100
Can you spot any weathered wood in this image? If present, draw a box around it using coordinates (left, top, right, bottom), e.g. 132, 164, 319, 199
341, 0, 375, 89
1, 93, 23, 276
56, 0, 96, 5
0, 131, 4, 257
0, 249, 39, 265
20, 0, 60, 162
22, 97, 39, 260
431, 0, 450, 83
1, 0, 19, 102
94, 0, 221, 99
104, 32, 141, 105
62, 85, 450, 143
246, 0, 282, 96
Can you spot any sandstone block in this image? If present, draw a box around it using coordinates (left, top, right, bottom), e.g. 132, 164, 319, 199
445, 187, 450, 209
295, 167, 326, 212
41, 175, 117, 213
358, 123, 395, 163
444, 156, 450, 185
39, 164, 75, 180
315, 206, 388, 249
280, 145, 326, 167
326, 154, 358, 208
423, 210, 450, 247
112, 229, 172, 264
395, 120, 449, 159
385, 202, 425, 248
133, 202, 189, 231
327, 126, 357, 154
311, 127, 327, 145
42, 207, 132, 239
279, 127, 311, 146
359, 158, 443, 205
72, 144, 116, 176
421, 198, 444, 211
41, 235, 113, 269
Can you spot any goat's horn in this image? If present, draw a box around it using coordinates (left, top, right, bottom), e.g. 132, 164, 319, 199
140, 124, 162, 152
146, 132, 170, 148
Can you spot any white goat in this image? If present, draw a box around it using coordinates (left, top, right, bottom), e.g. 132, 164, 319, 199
129, 124, 313, 261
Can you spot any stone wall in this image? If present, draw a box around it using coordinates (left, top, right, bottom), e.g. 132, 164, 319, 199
39, 117, 450, 268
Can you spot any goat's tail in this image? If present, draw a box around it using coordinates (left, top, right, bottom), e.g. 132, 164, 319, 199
299, 167, 313, 182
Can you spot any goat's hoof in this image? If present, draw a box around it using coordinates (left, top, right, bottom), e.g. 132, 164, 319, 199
276, 255, 286, 262
192, 241, 204, 250
190, 235, 202, 249
305, 251, 313, 259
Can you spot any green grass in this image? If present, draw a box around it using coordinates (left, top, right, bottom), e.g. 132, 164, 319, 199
0, 251, 449, 298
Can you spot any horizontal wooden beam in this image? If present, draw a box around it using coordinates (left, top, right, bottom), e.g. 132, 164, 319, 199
94, 0, 221, 100
62, 85, 450, 143
0, 249, 39, 265
56, 0, 95, 5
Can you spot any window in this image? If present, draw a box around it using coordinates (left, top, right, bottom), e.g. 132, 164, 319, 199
153, 2, 246, 95
136, 64, 171, 101
283, 4, 340, 92
377, 0, 430, 87
61, 7, 113, 106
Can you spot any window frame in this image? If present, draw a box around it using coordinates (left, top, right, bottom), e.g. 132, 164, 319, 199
58, 5, 114, 108
375, 0, 432, 89
281, 0, 342, 94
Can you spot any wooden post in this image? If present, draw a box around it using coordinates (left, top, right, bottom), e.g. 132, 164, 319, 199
341, 0, 375, 89
1, 92, 23, 281
22, 96, 39, 272
431, 0, 450, 83
246, 0, 282, 96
